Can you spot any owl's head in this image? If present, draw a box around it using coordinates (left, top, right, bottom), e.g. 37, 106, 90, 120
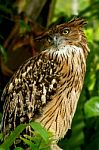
36, 18, 89, 56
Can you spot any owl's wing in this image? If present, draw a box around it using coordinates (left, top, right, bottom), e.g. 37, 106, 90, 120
1, 53, 61, 136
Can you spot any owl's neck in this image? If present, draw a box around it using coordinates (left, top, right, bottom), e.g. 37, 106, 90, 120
52, 45, 83, 56
46, 45, 85, 62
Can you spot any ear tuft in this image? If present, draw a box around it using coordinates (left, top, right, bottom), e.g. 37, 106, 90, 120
68, 17, 87, 27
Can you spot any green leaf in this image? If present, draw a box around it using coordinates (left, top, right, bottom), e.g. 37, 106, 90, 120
0, 133, 3, 140
0, 45, 7, 62
38, 141, 51, 150
24, 133, 42, 144
14, 147, 24, 150
23, 134, 34, 141
29, 122, 49, 143
85, 136, 99, 150
22, 133, 44, 149
84, 96, 99, 118
20, 137, 37, 150
0, 147, 5, 150
0, 124, 27, 149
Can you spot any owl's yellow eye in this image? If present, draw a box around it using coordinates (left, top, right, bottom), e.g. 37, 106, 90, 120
62, 28, 70, 35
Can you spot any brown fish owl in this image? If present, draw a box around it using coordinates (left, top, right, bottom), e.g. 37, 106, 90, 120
1, 18, 89, 150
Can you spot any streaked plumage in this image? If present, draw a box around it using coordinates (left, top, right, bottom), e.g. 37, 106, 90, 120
1, 18, 89, 150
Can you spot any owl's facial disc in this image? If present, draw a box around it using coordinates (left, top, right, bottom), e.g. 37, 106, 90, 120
47, 33, 68, 49
53, 34, 71, 49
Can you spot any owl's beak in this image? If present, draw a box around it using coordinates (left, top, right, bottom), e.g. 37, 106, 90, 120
53, 34, 60, 46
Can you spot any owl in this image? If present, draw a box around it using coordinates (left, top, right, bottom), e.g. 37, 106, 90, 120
1, 18, 89, 150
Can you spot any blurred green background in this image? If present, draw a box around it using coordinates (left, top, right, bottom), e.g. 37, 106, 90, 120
0, 0, 99, 150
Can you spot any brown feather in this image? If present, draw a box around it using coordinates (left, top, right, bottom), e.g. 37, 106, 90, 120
1, 18, 89, 150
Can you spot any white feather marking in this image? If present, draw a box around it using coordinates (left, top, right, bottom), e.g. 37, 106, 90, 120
50, 68, 52, 74
49, 79, 56, 91
15, 78, 18, 85
41, 84, 47, 104
27, 66, 32, 73
22, 72, 26, 77
8, 83, 13, 91
50, 45, 83, 57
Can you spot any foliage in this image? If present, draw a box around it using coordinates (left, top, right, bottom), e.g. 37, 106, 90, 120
53, 0, 99, 150
0, 0, 99, 150
0, 45, 7, 62
0, 122, 52, 150
84, 96, 99, 118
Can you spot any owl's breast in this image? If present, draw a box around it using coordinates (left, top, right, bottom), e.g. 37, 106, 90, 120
35, 45, 86, 140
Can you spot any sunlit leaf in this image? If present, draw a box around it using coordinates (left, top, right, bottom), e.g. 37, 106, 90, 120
84, 96, 99, 118
29, 122, 49, 143
0, 147, 5, 150
14, 147, 24, 150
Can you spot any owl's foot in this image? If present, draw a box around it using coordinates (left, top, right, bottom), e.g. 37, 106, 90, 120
51, 144, 63, 150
